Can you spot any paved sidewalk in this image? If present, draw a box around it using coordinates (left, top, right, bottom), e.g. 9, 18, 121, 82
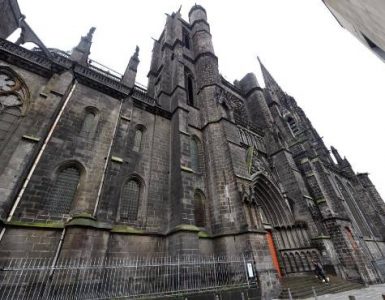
302, 283, 385, 300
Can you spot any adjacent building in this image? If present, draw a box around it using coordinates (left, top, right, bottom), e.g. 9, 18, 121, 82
323, 0, 385, 61
0, 0, 384, 298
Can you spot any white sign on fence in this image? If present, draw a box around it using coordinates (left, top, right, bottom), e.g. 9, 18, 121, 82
247, 263, 254, 278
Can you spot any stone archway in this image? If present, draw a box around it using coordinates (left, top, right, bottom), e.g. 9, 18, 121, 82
248, 173, 318, 276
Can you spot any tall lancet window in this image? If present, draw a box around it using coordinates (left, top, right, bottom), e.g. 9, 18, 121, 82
287, 117, 299, 136
45, 166, 80, 214
194, 190, 206, 227
183, 28, 191, 49
80, 107, 99, 138
185, 67, 195, 107
120, 179, 140, 221
133, 127, 143, 152
190, 137, 204, 173
190, 138, 198, 172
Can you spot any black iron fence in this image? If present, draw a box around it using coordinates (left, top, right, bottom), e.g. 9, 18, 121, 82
0, 255, 254, 299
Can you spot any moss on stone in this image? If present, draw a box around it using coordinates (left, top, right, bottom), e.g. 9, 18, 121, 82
22, 135, 40, 142
111, 156, 123, 163
71, 212, 95, 220
8, 220, 64, 229
180, 166, 194, 173
111, 225, 145, 234
198, 231, 210, 238
315, 198, 327, 204
169, 224, 200, 234
65, 216, 111, 230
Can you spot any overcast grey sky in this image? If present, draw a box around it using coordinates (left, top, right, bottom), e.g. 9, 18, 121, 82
16, 0, 385, 197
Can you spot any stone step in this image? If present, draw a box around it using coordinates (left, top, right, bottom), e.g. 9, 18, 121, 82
279, 275, 363, 299
281, 282, 361, 293
281, 283, 348, 294
280, 283, 362, 298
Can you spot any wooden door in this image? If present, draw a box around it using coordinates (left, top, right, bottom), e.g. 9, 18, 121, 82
266, 231, 282, 278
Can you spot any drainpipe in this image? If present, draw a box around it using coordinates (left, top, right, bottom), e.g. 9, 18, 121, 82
93, 99, 123, 217
49, 228, 66, 276
0, 80, 77, 243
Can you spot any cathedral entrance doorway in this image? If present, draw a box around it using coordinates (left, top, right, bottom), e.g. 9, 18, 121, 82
248, 173, 319, 276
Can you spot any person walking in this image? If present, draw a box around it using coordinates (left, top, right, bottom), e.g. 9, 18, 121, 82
312, 260, 329, 283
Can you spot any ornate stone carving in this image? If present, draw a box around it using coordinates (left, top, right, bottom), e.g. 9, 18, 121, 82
240, 184, 259, 206
0, 67, 29, 114
215, 87, 247, 119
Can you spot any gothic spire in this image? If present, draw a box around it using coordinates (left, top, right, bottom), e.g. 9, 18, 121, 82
257, 57, 282, 92
330, 146, 343, 164
70, 27, 96, 66
122, 46, 140, 88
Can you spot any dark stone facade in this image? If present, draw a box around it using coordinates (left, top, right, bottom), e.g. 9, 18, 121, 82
0, 2, 385, 297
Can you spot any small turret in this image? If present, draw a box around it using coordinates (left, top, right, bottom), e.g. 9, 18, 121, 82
239, 73, 260, 96
122, 46, 140, 88
70, 27, 95, 66
331, 146, 343, 164
188, 4, 218, 89
239, 72, 273, 129
189, 4, 207, 23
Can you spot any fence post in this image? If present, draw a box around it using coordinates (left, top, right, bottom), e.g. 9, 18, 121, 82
177, 255, 180, 292
242, 254, 250, 288
287, 287, 292, 300
213, 255, 218, 287
312, 286, 317, 299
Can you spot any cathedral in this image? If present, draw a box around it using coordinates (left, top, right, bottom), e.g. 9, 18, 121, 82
0, 0, 385, 298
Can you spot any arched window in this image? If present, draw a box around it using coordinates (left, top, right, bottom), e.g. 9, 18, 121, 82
190, 137, 201, 173
287, 117, 299, 136
185, 67, 195, 106
81, 108, 98, 138
194, 190, 206, 227
0, 107, 21, 151
220, 103, 231, 120
120, 179, 140, 221
133, 128, 143, 152
182, 28, 190, 49
45, 166, 80, 214
335, 177, 371, 236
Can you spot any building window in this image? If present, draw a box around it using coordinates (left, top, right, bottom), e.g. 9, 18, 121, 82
185, 68, 195, 106
133, 128, 143, 152
80, 107, 98, 138
0, 107, 20, 151
190, 137, 203, 173
194, 190, 206, 227
287, 117, 299, 136
120, 179, 140, 221
183, 28, 190, 49
45, 166, 80, 214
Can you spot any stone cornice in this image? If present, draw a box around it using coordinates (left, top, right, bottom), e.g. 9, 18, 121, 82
0, 38, 165, 110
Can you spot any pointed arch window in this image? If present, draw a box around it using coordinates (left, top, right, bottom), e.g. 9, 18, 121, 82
194, 190, 206, 227
190, 137, 204, 173
120, 179, 140, 221
182, 28, 191, 49
81, 107, 99, 138
185, 67, 195, 107
287, 117, 299, 136
336, 177, 371, 236
0, 107, 21, 151
45, 166, 80, 214
133, 128, 143, 152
